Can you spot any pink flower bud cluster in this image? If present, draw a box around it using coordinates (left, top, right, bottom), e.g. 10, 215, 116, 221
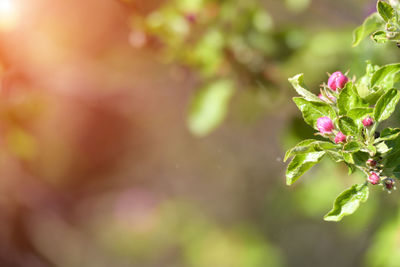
316, 117, 347, 143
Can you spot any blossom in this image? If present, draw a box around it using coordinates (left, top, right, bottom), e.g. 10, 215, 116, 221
362, 116, 374, 127
334, 132, 346, 144
368, 172, 380, 185
317, 117, 334, 134
327, 71, 349, 91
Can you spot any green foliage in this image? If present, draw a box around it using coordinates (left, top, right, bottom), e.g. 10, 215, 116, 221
377, 1, 395, 22
337, 83, 368, 115
324, 184, 369, 222
292, 97, 336, 129
288, 74, 321, 102
286, 60, 400, 221
188, 80, 235, 136
352, 13, 384, 47
286, 151, 326, 185
373, 88, 400, 122
354, 0, 400, 46
338, 116, 359, 136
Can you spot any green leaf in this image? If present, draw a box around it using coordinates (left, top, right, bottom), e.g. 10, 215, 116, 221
347, 107, 374, 129
284, 139, 317, 162
293, 97, 336, 129
384, 149, 400, 168
286, 151, 326, 185
337, 82, 368, 115
376, 141, 392, 154
284, 139, 336, 162
356, 61, 380, 100
347, 163, 357, 175
326, 150, 343, 162
375, 128, 400, 142
338, 116, 358, 136
324, 184, 369, 222
392, 165, 400, 179
373, 88, 400, 122
353, 151, 370, 166
377, 1, 394, 22
371, 63, 400, 92
343, 141, 362, 153
288, 74, 321, 102
352, 13, 384, 47
366, 144, 377, 156
187, 80, 235, 137
372, 30, 388, 43
341, 152, 354, 164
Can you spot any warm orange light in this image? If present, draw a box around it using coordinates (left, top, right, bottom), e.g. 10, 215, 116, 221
0, 0, 19, 32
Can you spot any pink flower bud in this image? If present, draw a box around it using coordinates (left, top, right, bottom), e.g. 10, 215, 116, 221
366, 159, 377, 167
368, 172, 380, 185
362, 116, 374, 127
317, 117, 334, 134
334, 132, 347, 143
327, 71, 349, 91
185, 13, 197, 23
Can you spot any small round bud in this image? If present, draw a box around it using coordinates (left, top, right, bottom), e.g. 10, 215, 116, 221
368, 172, 380, 185
366, 159, 377, 167
185, 13, 197, 23
327, 71, 349, 91
384, 178, 395, 190
362, 116, 374, 127
334, 132, 347, 144
317, 117, 334, 134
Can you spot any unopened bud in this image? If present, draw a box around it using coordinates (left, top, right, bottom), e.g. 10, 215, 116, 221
384, 178, 395, 190
366, 159, 377, 167
334, 132, 347, 144
368, 172, 380, 185
362, 116, 374, 127
317, 117, 334, 134
327, 71, 349, 91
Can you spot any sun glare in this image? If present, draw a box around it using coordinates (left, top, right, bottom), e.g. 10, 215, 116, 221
0, 0, 19, 31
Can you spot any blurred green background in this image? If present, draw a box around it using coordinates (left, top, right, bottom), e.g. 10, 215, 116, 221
1, 0, 400, 266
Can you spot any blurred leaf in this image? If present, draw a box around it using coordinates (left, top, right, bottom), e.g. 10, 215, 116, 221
372, 30, 388, 43
288, 74, 321, 102
293, 97, 336, 129
324, 184, 369, 222
377, 0, 394, 22
285, 0, 311, 13
375, 128, 400, 143
188, 80, 235, 136
286, 151, 325, 185
376, 141, 392, 154
353, 13, 384, 47
364, 213, 400, 267
373, 88, 400, 122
